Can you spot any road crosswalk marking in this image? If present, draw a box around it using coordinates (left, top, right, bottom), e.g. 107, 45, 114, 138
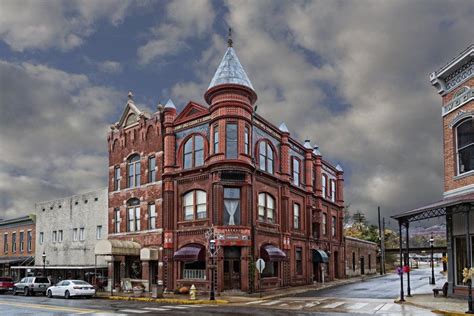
160, 305, 189, 309
262, 300, 281, 306
143, 307, 171, 311
380, 303, 394, 311
245, 300, 265, 305
304, 302, 316, 308
322, 302, 344, 308
348, 302, 369, 310
118, 309, 149, 314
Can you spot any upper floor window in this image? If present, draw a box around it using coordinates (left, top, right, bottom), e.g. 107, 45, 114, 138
183, 190, 207, 221
58, 230, 63, 243
295, 247, 303, 275
12, 233, 16, 252
148, 156, 156, 182
224, 188, 240, 225
322, 174, 327, 198
39, 232, 43, 245
258, 193, 275, 223
19, 232, 24, 252
244, 126, 250, 155
3, 234, 7, 253
27, 231, 32, 252
148, 204, 156, 229
226, 123, 238, 159
292, 158, 300, 186
52, 231, 57, 243
184, 135, 204, 169
127, 198, 141, 232
457, 119, 474, 174
322, 213, 327, 235
114, 208, 120, 233
79, 227, 85, 241
73, 228, 78, 241
127, 155, 141, 188
293, 203, 301, 230
259, 141, 274, 174
213, 125, 219, 154
331, 180, 336, 202
332, 216, 337, 237
114, 166, 121, 191
96, 225, 102, 240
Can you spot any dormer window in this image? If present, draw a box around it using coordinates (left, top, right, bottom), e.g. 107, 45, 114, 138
457, 118, 474, 174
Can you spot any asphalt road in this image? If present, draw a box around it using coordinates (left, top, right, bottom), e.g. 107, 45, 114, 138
295, 266, 446, 299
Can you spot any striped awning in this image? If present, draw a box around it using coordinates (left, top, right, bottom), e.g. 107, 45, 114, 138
173, 245, 205, 263
261, 245, 286, 262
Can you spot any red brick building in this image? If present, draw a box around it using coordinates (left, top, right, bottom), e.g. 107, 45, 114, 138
0, 215, 35, 279
104, 40, 345, 294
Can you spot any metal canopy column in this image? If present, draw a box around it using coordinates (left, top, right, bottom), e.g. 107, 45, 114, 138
398, 220, 405, 302
466, 207, 473, 313
405, 222, 411, 297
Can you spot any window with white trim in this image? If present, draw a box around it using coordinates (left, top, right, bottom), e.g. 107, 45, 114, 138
73, 228, 78, 241
114, 166, 121, 191
258, 193, 275, 223
244, 126, 250, 155
127, 155, 141, 188
114, 208, 120, 233
52, 231, 57, 243
213, 125, 219, 154
96, 226, 102, 240
79, 228, 85, 241
322, 175, 327, 198
259, 141, 274, 174
184, 135, 204, 169
148, 156, 156, 182
183, 190, 207, 221
331, 180, 336, 202
127, 199, 141, 232
292, 158, 300, 186
58, 230, 63, 243
39, 232, 44, 245
457, 119, 474, 174
293, 203, 301, 230
148, 204, 156, 229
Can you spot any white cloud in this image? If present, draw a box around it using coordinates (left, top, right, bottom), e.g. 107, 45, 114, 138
0, 60, 122, 218
0, 0, 132, 51
98, 60, 123, 74
137, 0, 215, 64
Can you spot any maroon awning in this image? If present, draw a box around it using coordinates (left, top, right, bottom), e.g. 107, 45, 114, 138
261, 245, 286, 262
173, 245, 205, 262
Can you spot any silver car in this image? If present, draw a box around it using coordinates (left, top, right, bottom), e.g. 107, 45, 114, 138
13, 276, 50, 296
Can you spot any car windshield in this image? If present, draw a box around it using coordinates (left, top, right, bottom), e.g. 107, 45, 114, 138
71, 280, 89, 285
34, 277, 49, 283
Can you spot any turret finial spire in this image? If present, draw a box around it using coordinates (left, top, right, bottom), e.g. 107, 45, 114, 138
227, 27, 233, 47
128, 91, 133, 101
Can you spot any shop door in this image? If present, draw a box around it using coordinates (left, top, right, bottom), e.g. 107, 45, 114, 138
360, 257, 365, 275
223, 247, 241, 290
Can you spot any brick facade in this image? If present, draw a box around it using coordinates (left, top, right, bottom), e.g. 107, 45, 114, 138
344, 237, 377, 277
106, 45, 345, 293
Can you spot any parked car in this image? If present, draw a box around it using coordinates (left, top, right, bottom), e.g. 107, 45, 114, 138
0, 277, 14, 294
13, 276, 50, 296
47, 280, 96, 299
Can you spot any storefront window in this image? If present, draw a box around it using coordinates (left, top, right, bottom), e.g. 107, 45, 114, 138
262, 261, 278, 278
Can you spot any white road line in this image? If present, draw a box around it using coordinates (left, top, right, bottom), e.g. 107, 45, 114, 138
262, 300, 281, 306
373, 303, 385, 310
348, 303, 369, 310
160, 305, 189, 309
245, 300, 265, 305
180, 305, 204, 307
322, 302, 345, 309
279, 303, 288, 307
380, 303, 394, 311
118, 309, 149, 314
143, 307, 172, 311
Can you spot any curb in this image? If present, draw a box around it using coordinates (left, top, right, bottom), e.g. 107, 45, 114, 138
103, 296, 228, 305
396, 297, 464, 316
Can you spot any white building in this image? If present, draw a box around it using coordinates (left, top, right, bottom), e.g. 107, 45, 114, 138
33, 188, 108, 283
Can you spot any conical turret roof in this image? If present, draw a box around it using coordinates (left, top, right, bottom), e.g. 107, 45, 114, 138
208, 47, 254, 91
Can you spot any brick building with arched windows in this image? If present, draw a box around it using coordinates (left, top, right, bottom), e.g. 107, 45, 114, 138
102, 39, 345, 294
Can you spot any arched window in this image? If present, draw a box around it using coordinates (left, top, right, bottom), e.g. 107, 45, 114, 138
183, 190, 207, 221
127, 155, 141, 188
184, 135, 204, 169
127, 198, 140, 232
457, 119, 474, 174
258, 193, 275, 223
259, 141, 274, 174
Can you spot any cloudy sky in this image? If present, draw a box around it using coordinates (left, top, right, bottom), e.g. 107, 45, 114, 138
0, 0, 473, 224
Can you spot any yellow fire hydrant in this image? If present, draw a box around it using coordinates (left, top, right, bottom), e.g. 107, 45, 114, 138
190, 284, 197, 300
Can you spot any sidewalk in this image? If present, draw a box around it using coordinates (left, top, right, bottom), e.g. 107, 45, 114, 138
96, 274, 383, 305
403, 294, 467, 316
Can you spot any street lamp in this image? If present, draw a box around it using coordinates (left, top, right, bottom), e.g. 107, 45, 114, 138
209, 239, 216, 301
429, 233, 435, 285
42, 251, 46, 276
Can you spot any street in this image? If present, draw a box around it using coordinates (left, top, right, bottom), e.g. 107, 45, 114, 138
0, 267, 444, 315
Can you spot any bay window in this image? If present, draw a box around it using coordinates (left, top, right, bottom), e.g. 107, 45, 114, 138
224, 188, 240, 225
226, 123, 238, 159
293, 203, 300, 230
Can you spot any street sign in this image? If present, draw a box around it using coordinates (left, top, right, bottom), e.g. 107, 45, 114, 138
256, 258, 265, 274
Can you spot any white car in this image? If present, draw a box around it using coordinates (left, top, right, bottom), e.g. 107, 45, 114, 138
46, 280, 95, 299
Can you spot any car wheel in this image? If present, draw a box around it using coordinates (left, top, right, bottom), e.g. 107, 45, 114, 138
12, 287, 17, 296
64, 290, 70, 299
24, 288, 29, 296
47, 290, 52, 298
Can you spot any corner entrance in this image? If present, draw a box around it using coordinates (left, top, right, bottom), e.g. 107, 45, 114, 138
223, 247, 241, 290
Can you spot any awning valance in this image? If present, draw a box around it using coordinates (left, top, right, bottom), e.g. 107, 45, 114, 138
261, 245, 286, 262
95, 240, 141, 256
312, 249, 329, 263
173, 245, 205, 263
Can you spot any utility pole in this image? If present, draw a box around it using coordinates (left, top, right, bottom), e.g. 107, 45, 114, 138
378, 207, 385, 275
382, 218, 386, 274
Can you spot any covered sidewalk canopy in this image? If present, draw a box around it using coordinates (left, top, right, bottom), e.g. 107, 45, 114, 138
94, 240, 141, 256
391, 192, 474, 302
312, 249, 329, 263
260, 244, 286, 262
173, 244, 205, 263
